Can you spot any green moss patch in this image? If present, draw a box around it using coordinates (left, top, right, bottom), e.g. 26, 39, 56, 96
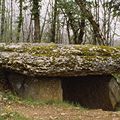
0, 43, 120, 58
0, 43, 120, 76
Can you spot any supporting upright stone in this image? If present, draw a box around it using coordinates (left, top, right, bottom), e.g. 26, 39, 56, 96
7, 72, 63, 101
109, 77, 120, 109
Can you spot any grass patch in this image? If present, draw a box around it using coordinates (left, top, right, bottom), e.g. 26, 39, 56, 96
20, 98, 87, 111
21, 98, 78, 108
2, 91, 20, 102
0, 112, 29, 120
1, 91, 86, 110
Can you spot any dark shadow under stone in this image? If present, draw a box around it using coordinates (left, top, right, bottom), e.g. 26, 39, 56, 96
61, 75, 119, 111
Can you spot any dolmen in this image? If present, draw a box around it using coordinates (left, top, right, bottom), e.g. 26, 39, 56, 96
0, 43, 120, 111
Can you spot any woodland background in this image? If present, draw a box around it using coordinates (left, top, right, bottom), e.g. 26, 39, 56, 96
0, 0, 120, 46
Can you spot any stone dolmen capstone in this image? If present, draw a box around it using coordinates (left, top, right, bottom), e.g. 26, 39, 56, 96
0, 43, 120, 110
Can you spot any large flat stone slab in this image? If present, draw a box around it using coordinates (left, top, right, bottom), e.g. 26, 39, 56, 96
0, 43, 120, 77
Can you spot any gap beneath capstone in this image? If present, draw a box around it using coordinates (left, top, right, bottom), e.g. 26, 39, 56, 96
61, 75, 120, 111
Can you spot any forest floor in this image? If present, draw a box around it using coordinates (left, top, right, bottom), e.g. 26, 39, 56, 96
0, 92, 120, 120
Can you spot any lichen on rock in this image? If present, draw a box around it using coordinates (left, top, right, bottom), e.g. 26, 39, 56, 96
0, 43, 120, 77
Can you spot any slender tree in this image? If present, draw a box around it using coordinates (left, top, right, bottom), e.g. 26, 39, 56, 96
1, 0, 5, 42
16, 0, 23, 42
32, 0, 41, 42
40, 0, 50, 41
58, 0, 85, 44
10, 0, 13, 42
75, 0, 106, 45
50, 0, 58, 43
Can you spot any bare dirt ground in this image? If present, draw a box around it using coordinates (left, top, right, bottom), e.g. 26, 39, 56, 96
0, 91, 120, 120
1, 99, 120, 120
11, 104, 120, 120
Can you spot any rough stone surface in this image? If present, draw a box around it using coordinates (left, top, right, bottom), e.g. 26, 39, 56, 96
7, 72, 63, 101
0, 43, 120, 77
109, 77, 120, 109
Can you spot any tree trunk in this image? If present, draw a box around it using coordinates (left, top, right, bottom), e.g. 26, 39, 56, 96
50, 0, 57, 43
40, 0, 50, 41
1, 0, 5, 42
77, 18, 85, 44
32, 0, 41, 42
66, 20, 71, 44
16, 0, 23, 42
10, 0, 13, 42
27, 15, 32, 42
75, 0, 105, 45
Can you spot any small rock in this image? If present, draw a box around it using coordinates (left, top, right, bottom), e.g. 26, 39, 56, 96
60, 113, 66, 116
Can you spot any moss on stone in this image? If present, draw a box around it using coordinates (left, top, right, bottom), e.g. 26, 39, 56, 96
0, 43, 120, 58
26, 43, 59, 57
113, 74, 120, 84
74, 45, 120, 57
0, 43, 120, 76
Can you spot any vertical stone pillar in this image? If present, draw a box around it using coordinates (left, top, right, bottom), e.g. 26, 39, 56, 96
7, 72, 63, 101
25, 78, 63, 101
109, 77, 120, 110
